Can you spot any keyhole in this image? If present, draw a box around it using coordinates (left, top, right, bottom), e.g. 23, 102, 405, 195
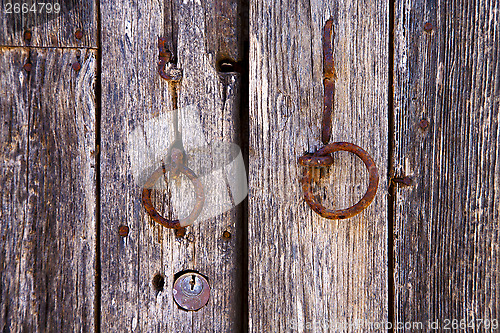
190, 275, 196, 290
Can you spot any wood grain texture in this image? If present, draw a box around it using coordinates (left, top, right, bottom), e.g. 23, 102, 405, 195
100, 0, 244, 331
393, 0, 500, 330
0, 0, 97, 47
248, 0, 388, 331
0, 48, 96, 332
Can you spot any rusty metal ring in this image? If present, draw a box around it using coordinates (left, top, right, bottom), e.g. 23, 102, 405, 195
300, 142, 379, 219
142, 164, 205, 228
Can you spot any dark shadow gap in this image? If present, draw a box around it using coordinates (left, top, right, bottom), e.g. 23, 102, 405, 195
239, 0, 250, 331
387, 0, 396, 331
0, 45, 99, 49
94, 0, 102, 330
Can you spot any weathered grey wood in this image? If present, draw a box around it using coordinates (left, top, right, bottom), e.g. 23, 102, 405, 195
0, 48, 96, 332
0, 0, 97, 47
393, 0, 500, 330
100, 0, 244, 331
205, 1, 241, 64
248, 0, 388, 331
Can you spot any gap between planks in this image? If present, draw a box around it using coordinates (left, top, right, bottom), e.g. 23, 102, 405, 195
0, 45, 99, 50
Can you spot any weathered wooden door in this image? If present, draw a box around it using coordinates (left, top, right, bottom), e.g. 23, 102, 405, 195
1, 0, 499, 332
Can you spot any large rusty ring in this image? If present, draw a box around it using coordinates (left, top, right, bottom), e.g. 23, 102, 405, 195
299, 142, 379, 219
142, 164, 205, 228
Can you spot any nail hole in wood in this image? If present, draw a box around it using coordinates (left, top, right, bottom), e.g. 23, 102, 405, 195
152, 273, 165, 292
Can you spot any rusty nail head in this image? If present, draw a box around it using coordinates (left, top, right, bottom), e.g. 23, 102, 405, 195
118, 225, 129, 237
173, 272, 210, 311
72, 61, 81, 71
174, 227, 186, 238
424, 22, 433, 32
24, 30, 32, 41
75, 30, 83, 40
23, 63, 32, 72
419, 119, 429, 129
222, 230, 231, 239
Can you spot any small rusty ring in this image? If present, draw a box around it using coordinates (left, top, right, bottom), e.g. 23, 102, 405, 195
300, 142, 379, 219
142, 164, 205, 228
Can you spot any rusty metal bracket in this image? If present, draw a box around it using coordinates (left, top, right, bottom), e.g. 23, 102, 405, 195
298, 19, 379, 220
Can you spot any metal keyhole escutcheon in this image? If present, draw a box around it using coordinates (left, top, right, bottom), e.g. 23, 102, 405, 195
298, 18, 379, 219
173, 272, 210, 311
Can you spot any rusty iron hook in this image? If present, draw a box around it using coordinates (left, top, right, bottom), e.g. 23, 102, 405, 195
158, 37, 182, 82
298, 18, 379, 219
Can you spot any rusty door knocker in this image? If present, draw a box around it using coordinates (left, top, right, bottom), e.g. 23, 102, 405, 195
141, 38, 205, 233
298, 19, 379, 219
142, 148, 205, 229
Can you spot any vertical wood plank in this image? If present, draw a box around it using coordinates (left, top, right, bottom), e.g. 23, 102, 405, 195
394, 0, 500, 329
0, 0, 98, 47
248, 0, 388, 331
100, 1, 244, 331
0, 48, 97, 332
